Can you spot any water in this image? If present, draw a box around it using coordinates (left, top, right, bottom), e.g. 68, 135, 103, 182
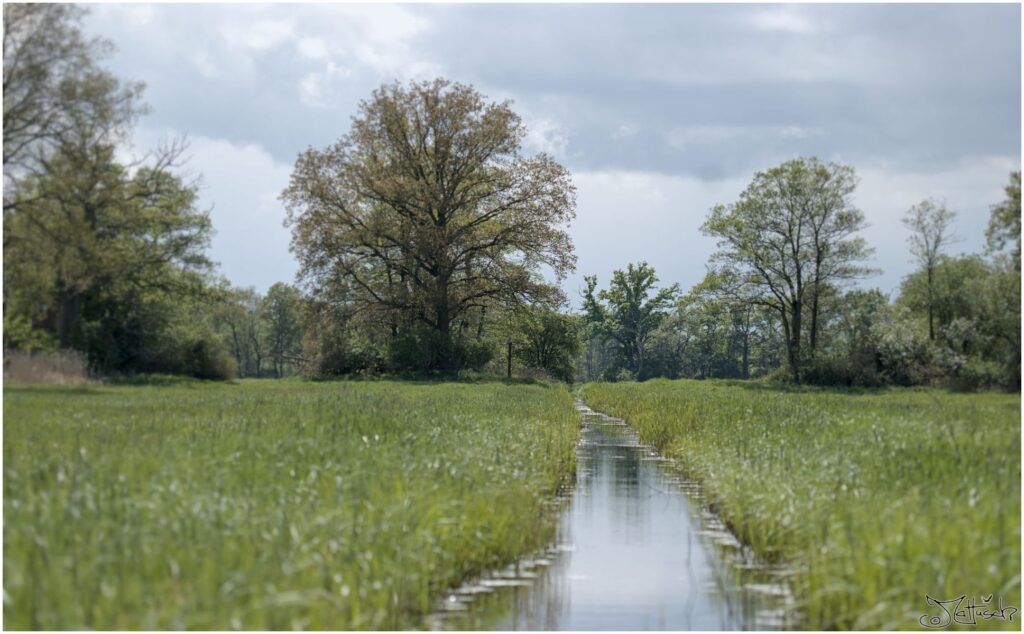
430, 402, 796, 630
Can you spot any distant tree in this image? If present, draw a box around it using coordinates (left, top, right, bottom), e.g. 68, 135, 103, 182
512, 306, 580, 383
283, 79, 576, 373
986, 171, 1021, 266
583, 262, 678, 379
702, 157, 872, 382
897, 254, 1020, 389
262, 283, 304, 377
902, 198, 957, 340
898, 255, 987, 337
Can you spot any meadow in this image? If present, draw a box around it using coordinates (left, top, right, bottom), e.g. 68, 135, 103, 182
3, 379, 579, 629
580, 379, 1021, 630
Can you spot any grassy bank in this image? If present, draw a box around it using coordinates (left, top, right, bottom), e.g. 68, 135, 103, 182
580, 379, 1021, 630
3, 379, 578, 629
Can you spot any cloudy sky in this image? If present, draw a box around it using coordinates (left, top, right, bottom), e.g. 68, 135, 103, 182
86, 3, 1021, 305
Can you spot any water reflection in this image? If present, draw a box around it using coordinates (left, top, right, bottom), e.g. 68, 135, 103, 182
430, 403, 794, 630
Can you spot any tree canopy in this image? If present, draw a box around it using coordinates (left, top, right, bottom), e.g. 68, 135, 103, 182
583, 261, 678, 380
282, 79, 576, 373
701, 157, 872, 382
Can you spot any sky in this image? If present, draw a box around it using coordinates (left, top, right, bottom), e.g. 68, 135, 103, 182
85, 3, 1021, 306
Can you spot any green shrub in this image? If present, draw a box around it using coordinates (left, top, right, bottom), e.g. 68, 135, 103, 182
950, 356, 1004, 392
182, 337, 237, 380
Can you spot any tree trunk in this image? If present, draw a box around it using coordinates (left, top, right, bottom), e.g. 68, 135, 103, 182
789, 300, 802, 383
927, 265, 935, 340
506, 341, 512, 379
56, 289, 81, 349
809, 289, 819, 353
742, 320, 750, 380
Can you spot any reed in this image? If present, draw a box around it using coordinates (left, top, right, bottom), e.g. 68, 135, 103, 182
581, 379, 1021, 630
3, 379, 578, 629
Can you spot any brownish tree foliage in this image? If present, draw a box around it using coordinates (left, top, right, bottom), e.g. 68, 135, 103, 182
282, 79, 576, 372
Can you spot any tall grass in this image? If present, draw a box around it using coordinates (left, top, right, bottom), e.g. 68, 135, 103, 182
3, 380, 578, 629
4, 349, 90, 385
580, 379, 1021, 630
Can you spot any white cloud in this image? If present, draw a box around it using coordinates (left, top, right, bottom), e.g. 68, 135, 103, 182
220, 19, 295, 52
122, 128, 298, 292
613, 123, 639, 140
300, 62, 354, 108
88, 4, 439, 98
183, 135, 297, 291
746, 8, 818, 34
524, 117, 570, 157
855, 155, 1018, 293
289, 5, 439, 107
566, 170, 747, 306
297, 37, 328, 60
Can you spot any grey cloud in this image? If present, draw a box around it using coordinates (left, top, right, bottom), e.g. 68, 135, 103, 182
82, 4, 1019, 294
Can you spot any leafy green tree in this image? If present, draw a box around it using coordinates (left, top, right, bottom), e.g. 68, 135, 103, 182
4, 145, 213, 368
282, 79, 576, 374
898, 255, 986, 339
986, 170, 1021, 266
3, 4, 144, 209
262, 283, 304, 377
898, 255, 1020, 388
511, 307, 580, 382
902, 198, 958, 340
583, 262, 678, 380
702, 157, 872, 382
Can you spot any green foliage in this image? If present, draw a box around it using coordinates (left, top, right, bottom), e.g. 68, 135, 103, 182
581, 379, 1021, 630
3, 380, 579, 629
986, 171, 1021, 265
895, 255, 1020, 389
3, 4, 144, 197
511, 307, 580, 383
262, 283, 304, 378
3, 143, 219, 378
386, 322, 494, 376
902, 198, 958, 341
583, 261, 678, 379
702, 157, 873, 382
282, 79, 576, 374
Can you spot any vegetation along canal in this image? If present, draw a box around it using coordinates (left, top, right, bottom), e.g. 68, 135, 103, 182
431, 402, 794, 630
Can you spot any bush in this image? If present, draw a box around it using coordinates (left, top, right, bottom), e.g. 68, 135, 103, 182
949, 357, 1004, 392
183, 337, 237, 380
302, 326, 385, 379
612, 367, 635, 382
386, 324, 493, 375
871, 313, 952, 386
803, 352, 885, 388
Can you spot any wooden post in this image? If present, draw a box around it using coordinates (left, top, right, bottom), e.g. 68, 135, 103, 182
506, 341, 513, 379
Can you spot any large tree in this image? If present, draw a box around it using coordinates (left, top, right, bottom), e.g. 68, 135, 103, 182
902, 198, 957, 340
3, 4, 143, 209
3, 144, 212, 355
702, 157, 872, 382
282, 79, 576, 372
583, 261, 678, 380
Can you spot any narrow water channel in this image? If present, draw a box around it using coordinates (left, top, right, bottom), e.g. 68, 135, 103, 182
430, 402, 795, 631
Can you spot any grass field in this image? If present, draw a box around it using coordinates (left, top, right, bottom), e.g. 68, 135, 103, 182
3, 379, 579, 629
580, 379, 1021, 630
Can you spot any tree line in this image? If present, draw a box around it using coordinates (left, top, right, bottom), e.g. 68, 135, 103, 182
4, 5, 1019, 389
580, 166, 1020, 390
